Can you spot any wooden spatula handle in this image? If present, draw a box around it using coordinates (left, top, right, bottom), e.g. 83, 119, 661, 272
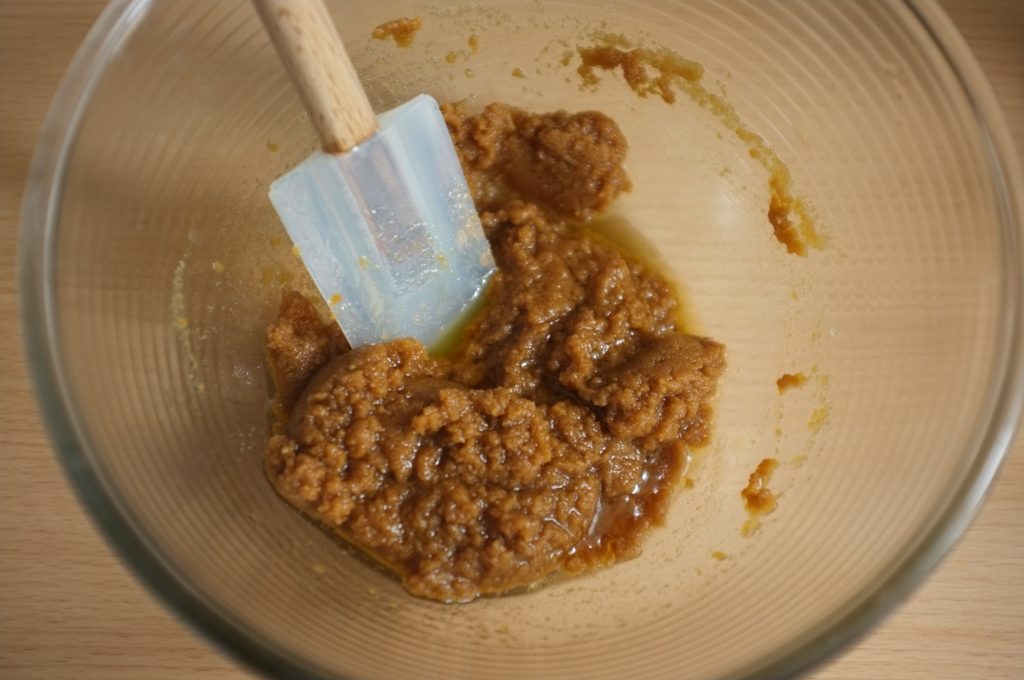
253, 0, 378, 153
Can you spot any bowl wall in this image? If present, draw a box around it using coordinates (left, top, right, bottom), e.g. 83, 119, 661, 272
22, 1, 1023, 679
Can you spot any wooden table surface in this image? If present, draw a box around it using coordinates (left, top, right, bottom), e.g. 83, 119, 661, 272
1, 1, 1021, 678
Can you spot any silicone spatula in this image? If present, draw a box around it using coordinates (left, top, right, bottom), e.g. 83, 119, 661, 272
253, 0, 494, 348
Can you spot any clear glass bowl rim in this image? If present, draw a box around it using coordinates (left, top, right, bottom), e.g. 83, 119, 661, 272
17, 1, 1024, 679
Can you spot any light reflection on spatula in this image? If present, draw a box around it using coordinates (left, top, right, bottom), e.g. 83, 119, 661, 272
254, 0, 494, 348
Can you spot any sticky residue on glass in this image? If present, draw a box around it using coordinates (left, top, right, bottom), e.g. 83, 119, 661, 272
740, 458, 779, 536
171, 258, 206, 394
372, 17, 423, 47
573, 32, 823, 256
776, 372, 808, 393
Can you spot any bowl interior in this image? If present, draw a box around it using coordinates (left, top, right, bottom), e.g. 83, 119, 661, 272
35, 1, 1016, 678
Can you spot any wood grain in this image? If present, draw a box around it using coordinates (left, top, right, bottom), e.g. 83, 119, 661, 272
0, 1, 1021, 678
252, 0, 378, 152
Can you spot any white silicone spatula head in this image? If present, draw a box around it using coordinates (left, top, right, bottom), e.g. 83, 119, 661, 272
253, 0, 494, 349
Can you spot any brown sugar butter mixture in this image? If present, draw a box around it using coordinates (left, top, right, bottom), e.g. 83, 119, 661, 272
265, 102, 726, 602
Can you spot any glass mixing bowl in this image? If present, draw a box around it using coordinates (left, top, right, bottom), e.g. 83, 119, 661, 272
19, 1, 1024, 679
